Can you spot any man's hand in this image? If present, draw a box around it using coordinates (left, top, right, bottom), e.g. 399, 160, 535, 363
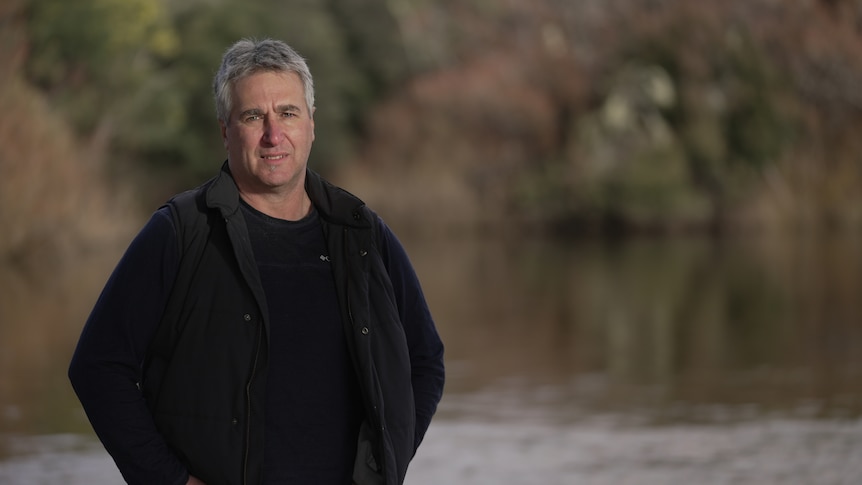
187, 475, 206, 485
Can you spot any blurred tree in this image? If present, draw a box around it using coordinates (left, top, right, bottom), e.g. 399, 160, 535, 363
327, 0, 411, 131
17, 0, 862, 231
24, 0, 411, 203
26, 0, 179, 138
557, 5, 798, 232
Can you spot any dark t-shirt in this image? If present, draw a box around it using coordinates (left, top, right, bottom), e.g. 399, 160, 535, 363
242, 201, 362, 484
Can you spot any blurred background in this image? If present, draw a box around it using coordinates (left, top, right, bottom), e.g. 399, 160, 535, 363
2, 0, 862, 483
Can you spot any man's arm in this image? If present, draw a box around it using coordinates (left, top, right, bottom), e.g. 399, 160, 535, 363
68, 208, 189, 485
375, 217, 445, 451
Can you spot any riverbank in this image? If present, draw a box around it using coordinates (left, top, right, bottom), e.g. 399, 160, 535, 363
2, 415, 860, 484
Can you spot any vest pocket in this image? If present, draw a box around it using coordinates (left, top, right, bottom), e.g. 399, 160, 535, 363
352, 421, 384, 485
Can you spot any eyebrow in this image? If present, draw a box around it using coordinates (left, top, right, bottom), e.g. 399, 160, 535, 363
238, 108, 264, 119
278, 104, 303, 114
237, 104, 303, 119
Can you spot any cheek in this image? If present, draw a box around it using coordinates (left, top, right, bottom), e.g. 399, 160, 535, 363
228, 130, 258, 153
299, 124, 315, 145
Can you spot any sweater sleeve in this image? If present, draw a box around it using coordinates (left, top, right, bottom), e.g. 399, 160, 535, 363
374, 217, 445, 452
68, 208, 189, 485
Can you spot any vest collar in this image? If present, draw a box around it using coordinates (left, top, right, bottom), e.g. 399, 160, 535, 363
205, 160, 371, 228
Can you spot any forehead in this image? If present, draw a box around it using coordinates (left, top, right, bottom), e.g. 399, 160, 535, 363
231, 71, 306, 108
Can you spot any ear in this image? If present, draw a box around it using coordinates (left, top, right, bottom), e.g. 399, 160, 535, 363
310, 107, 316, 142
219, 120, 228, 149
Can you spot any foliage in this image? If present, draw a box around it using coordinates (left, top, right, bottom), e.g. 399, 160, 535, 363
10, 0, 862, 233
21, 0, 409, 200
565, 8, 799, 230
0, 3, 133, 266
26, 0, 178, 134
341, 0, 862, 235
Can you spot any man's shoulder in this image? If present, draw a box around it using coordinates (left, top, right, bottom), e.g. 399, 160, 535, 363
305, 169, 376, 228
163, 183, 209, 221
162, 168, 229, 217
159, 173, 226, 250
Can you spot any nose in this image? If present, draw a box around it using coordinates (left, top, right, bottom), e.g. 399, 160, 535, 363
262, 117, 282, 146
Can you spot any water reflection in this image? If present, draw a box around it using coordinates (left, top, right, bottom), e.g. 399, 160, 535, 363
1, 232, 861, 479
0, 246, 121, 453
403, 232, 862, 423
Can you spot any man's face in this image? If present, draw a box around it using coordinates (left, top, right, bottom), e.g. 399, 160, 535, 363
221, 70, 315, 196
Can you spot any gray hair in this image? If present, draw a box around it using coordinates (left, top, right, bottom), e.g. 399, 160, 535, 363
212, 38, 315, 123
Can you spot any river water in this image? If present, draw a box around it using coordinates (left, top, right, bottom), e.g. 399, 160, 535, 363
1, 232, 861, 484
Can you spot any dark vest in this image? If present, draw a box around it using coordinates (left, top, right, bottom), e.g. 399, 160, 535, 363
142, 164, 415, 485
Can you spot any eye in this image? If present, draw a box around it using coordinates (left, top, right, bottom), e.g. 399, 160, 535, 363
244, 114, 263, 122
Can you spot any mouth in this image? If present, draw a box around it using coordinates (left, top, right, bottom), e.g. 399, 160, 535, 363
261, 153, 288, 161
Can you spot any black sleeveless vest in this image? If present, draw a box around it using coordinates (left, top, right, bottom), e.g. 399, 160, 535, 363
142, 163, 415, 485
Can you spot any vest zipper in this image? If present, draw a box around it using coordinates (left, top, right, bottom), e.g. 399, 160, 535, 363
243, 317, 264, 484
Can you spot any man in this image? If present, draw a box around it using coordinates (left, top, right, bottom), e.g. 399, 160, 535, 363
68, 38, 445, 485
